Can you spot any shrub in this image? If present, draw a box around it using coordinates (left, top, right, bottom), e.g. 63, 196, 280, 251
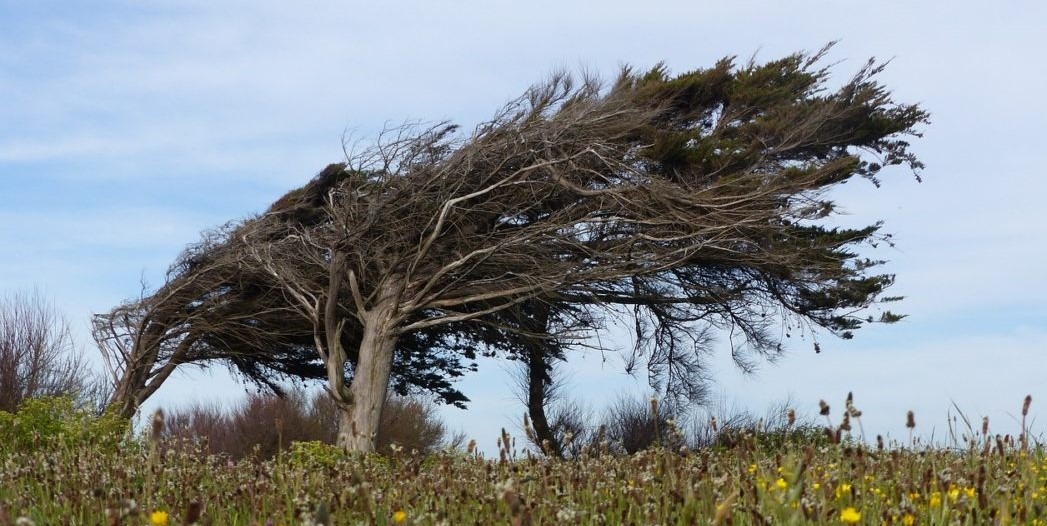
288, 440, 346, 470
601, 395, 681, 454
161, 390, 452, 458
0, 290, 103, 413
690, 399, 829, 451
0, 396, 127, 456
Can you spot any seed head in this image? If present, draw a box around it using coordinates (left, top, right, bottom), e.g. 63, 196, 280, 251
819, 400, 830, 416
150, 408, 165, 443
1023, 395, 1032, 417
906, 410, 916, 429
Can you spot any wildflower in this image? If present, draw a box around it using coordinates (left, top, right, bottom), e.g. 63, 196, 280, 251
556, 508, 578, 521
149, 511, 169, 526
964, 487, 976, 499
902, 514, 915, 525
748, 464, 757, 474
839, 507, 861, 524
929, 492, 942, 507
947, 487, 960, 502
835, 483, 852, 500
813, 482, 822, 490
775, 478, 788, 491
712, 492, 738, 525
392, 510, 408, 524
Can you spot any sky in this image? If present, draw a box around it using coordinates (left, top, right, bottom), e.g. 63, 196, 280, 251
2, 1, 1045, 454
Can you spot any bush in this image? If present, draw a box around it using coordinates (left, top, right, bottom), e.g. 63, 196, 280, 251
287, 440, 346, 470
0, 396, 128, 456
690, 399, 829, 451
161, 390, 452, 458
0, 290, 103, 413
601, 395, 681, 454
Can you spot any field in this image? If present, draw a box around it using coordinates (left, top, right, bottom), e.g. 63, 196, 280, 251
2, 398, 1047, 525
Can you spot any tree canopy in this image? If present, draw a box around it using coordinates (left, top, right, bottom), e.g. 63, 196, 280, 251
98, 46, 928, 452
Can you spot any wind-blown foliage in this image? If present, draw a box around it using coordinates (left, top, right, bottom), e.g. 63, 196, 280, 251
99, 46, 927, 452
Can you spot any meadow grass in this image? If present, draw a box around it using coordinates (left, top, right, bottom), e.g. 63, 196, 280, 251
2, 398, 1046, 525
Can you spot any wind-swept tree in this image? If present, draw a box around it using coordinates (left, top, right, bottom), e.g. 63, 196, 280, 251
95, 171, 496, 418
94, 227, 328, 418
241, 48, 928, 452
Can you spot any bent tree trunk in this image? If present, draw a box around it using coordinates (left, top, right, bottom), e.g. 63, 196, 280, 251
526, 344, 561, 457
105, 331, 191, 419
337, 281, 401, 452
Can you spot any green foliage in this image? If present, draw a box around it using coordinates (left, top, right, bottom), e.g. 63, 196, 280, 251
713, 424, 832, 451
0, 396, 128, 456
287, 440, 346, 470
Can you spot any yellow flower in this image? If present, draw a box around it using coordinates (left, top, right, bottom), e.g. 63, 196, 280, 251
902, 514, 915, 526
748, 464, 757, 474
813, 482, 822, 490
929, 492, 942, 507
947, 487, 960, 502
839, 507, 861, 524
149, 511, 169, 526
964, 487, 976, 499
392, 510, 408, 524
775, 478, 788, 490
835, 483, 852, 500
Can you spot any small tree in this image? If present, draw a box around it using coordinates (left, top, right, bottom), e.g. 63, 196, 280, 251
0, 290, 92, 412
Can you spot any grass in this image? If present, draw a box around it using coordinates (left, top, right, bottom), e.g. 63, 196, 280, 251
2, 399, 1047, 525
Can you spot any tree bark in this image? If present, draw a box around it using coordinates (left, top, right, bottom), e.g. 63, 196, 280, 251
106, 332, 192, 419
526, 343, 561, 457
522, 302, 561, 457
338, 279, 401, 452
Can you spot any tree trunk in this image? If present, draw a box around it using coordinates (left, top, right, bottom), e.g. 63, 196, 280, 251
106, 333, 191, 419
521, 301, 562, 457
526, 343, 561, 457
338, 280, 401, 452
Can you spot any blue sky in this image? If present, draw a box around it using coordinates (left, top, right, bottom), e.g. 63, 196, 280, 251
2, 1, 1045, 452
